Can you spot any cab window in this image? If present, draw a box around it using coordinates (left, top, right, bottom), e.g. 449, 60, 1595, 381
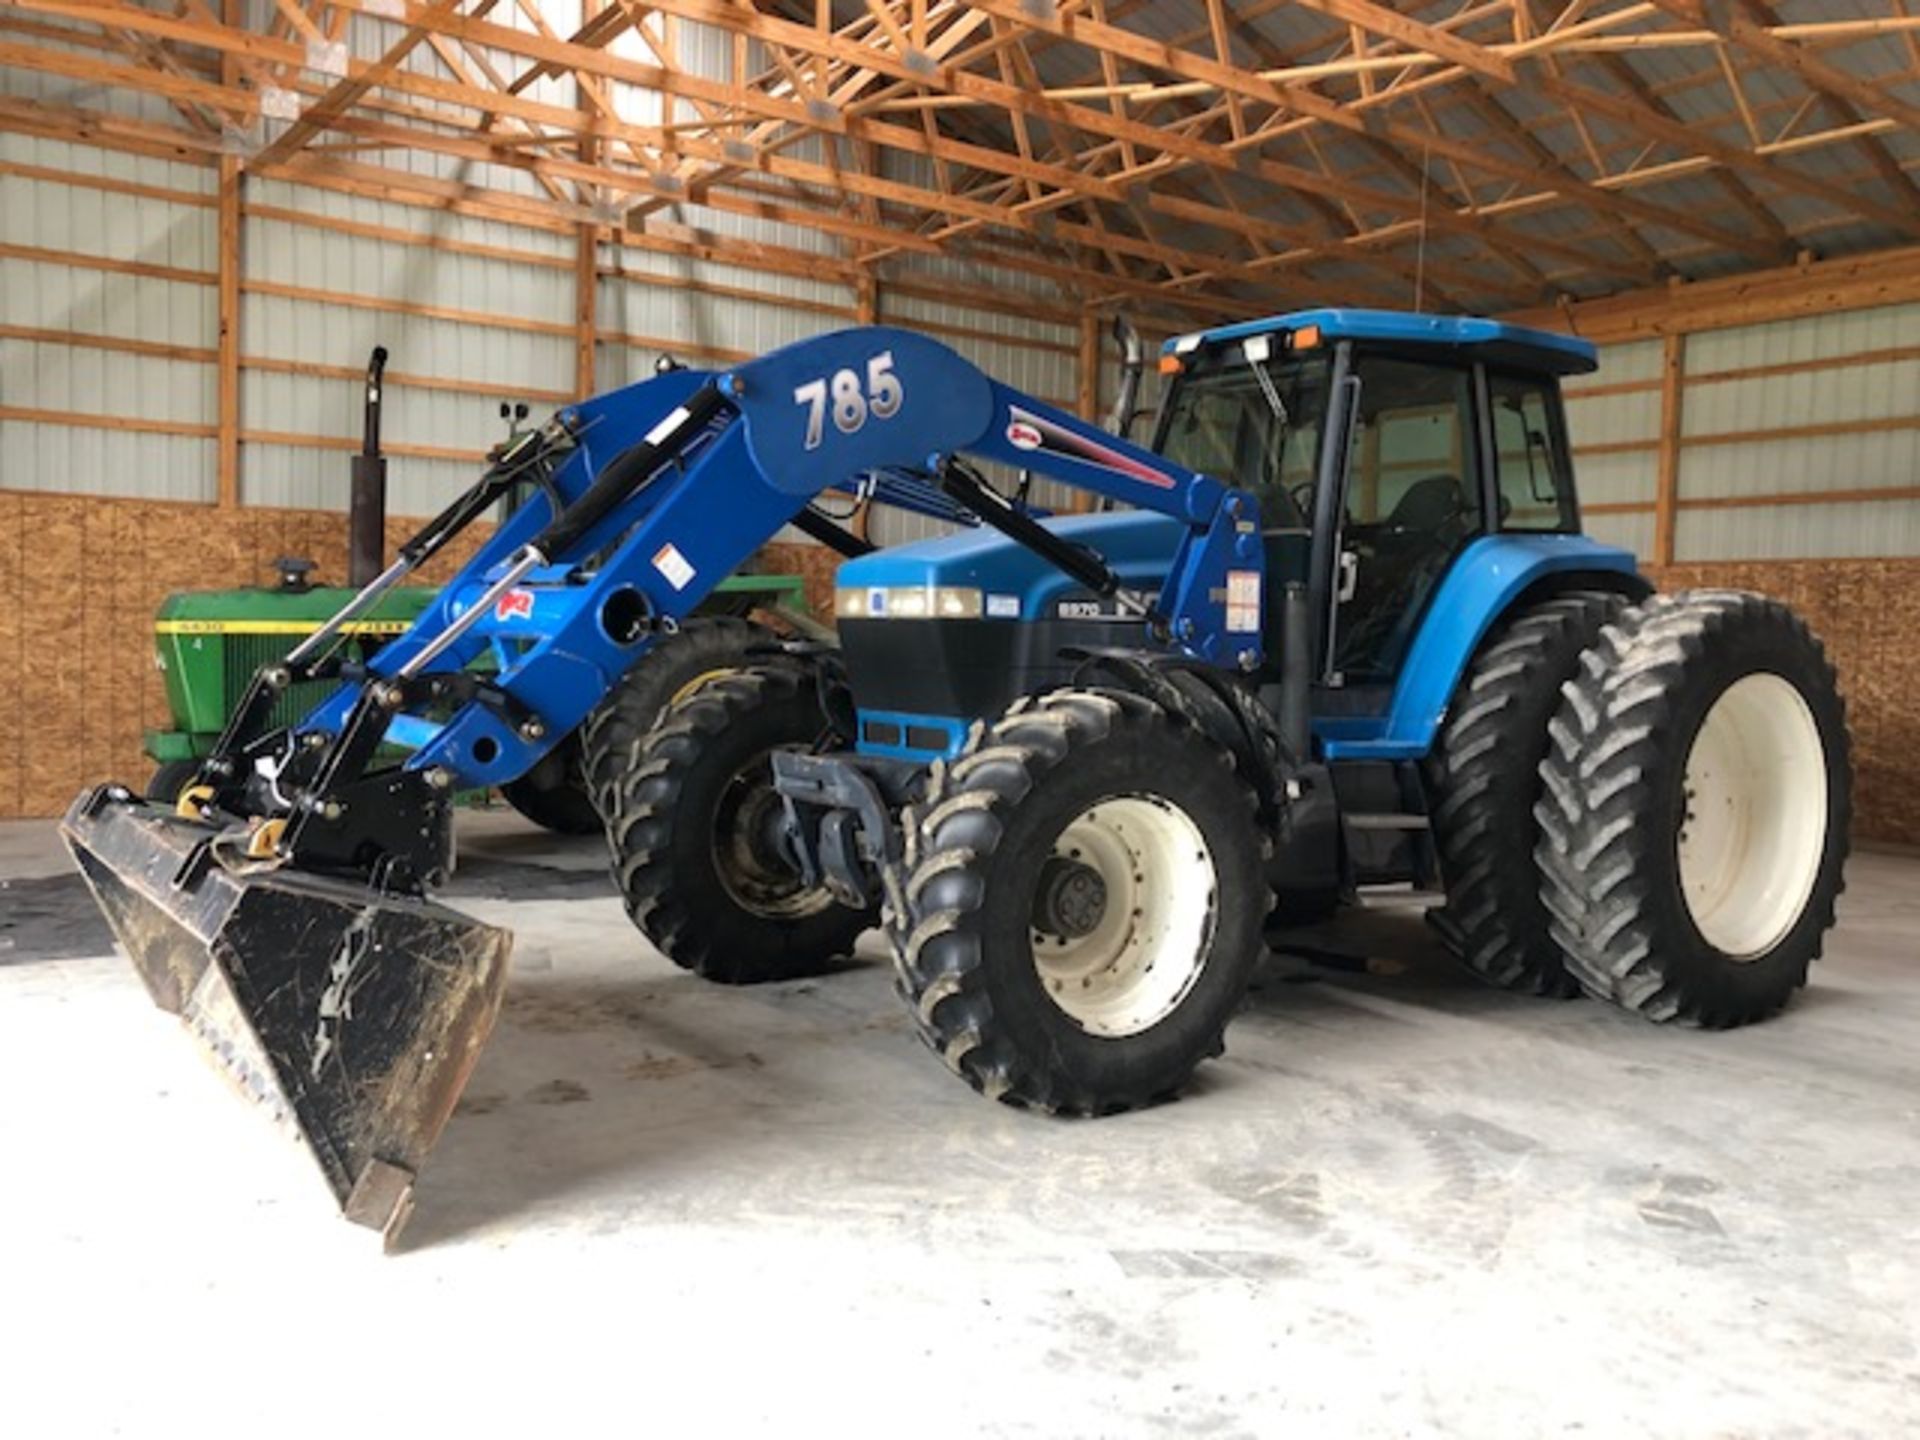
1489, 372, 1577, 532
1156, 349, 1330, 529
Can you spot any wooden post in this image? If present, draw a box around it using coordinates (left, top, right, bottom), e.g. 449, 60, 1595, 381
1077, 309, 1099, 422
575, 0, 601, 400
1655, 330, 1685, 567
574, 221, 597, 399
215, 0, 240, 507
854, 270, 877, 326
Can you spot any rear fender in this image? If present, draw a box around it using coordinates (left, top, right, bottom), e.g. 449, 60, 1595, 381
1318, 534, 1643, 760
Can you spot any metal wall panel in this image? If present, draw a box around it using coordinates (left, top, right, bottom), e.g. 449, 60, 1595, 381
1676, 305, 1920, 559
1676, 500, 1920, 561
0, 132, 216, 499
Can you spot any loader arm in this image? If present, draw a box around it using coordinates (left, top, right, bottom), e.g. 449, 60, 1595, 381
277, 326, 1266, 836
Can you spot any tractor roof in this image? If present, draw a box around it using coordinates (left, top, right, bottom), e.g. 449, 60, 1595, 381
1165, 308, 1598, 377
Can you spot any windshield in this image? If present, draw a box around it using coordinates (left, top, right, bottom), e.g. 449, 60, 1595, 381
1154, 348, 1332, 529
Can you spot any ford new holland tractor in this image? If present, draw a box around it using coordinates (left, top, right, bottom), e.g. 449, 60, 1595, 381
62, 310, 1850, 1238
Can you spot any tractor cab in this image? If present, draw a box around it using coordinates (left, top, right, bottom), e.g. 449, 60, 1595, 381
1153, 310, 1602, 712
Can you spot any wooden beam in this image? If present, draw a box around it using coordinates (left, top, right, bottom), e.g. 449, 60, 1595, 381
216, 0, 240, 508
249, 0, 463, 171
1511, 244, 1920, 341
1655, 331, 1683, 566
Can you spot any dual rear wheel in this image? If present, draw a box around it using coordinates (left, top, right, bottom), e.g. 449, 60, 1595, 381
1433, 587, 1849, 1026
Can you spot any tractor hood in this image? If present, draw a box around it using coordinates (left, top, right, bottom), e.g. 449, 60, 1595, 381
833, 509, 1183, 623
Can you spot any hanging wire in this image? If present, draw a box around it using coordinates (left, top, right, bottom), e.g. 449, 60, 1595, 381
1413, 141, 1432, 314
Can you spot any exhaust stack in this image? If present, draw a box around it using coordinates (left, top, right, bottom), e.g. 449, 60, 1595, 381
348, 345, 390, 588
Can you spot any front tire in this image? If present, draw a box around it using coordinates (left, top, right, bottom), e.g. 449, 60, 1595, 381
580, 616, 791, 822
888, 689, 1268, 1114
607, 665, 871, 984
1535, 591, 1851, 1027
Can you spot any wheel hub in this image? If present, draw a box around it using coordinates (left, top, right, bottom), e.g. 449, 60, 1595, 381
1029, 795, 1219, 1037
1032, 857, 1108, 940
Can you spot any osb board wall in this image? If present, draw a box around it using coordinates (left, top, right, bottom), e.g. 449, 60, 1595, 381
2, 505, 1914, 846
758, 541, 842, 621
0, 492, 494, 820
1646, 559, 1920, 848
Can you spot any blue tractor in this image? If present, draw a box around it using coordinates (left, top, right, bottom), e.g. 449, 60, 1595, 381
63, 309, 1851, 1238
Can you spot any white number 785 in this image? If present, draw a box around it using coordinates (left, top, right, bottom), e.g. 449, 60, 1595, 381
794, 351, 904, 450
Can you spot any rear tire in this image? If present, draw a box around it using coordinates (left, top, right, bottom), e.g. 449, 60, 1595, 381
608, 665, 871, 984
1423, 590, 1627, 996
580, 617, 790, 822
887, 689, 1268, 1114
1535, 591, 1850, 1027
499, 733, 601, 835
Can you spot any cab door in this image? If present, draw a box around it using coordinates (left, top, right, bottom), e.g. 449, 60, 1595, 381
1319, 351, 1485, 710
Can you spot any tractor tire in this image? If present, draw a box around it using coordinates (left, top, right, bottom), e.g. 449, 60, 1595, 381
1423, 590, 1627, 996
580, 616, 790, 823
145, 758, 203, 805
1535, 591, 1851, 1027
607, 665, 871, 984
499, 732, 601, 835
887, 688, 1269, 1115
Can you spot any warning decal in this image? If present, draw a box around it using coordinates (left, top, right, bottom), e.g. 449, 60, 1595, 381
652, 543, 697, 591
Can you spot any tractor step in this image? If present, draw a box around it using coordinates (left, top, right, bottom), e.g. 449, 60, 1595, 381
1343, 811, 1431, 831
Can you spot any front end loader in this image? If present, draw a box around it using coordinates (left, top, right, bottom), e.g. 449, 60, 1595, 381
65, 314, 1852, 1238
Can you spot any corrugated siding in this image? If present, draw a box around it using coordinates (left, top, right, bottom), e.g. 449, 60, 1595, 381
1676, 304, 1920, 560
0, 133, 217, 499
1565, 338, 1661, 555
239, 178, 573, 514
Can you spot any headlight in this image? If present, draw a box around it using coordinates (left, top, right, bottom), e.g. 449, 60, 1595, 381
834, 586, 984, 619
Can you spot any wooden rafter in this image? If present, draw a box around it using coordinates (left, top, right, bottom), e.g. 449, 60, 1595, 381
5, 0, 1920, 323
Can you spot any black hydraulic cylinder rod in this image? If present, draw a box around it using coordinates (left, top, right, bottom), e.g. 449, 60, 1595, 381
348, 346, 390, 587
535, 383, 730, 561
791, 504, 876, 558
1277, 578, 1312, 762
939, 461, 1121, 601
398, 442, 538, 567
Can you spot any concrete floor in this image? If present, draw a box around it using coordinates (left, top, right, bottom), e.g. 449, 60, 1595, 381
1, 811, 1915, 1438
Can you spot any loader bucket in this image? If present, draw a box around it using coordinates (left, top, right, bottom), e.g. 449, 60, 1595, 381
60, 786, 511, 1243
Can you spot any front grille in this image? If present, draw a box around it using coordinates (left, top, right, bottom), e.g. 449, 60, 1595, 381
221, 633, 385, 730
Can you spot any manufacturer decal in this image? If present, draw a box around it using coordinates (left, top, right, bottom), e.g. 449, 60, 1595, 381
652, 542, 697, 592
494, 589, 535, 621
1003, 405, 1175, 489
986, 594, 1020, 619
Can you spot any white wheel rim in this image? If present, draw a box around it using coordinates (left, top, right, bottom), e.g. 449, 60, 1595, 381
1677, 673, 1827, 959
1030, 795, 1219, 1037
